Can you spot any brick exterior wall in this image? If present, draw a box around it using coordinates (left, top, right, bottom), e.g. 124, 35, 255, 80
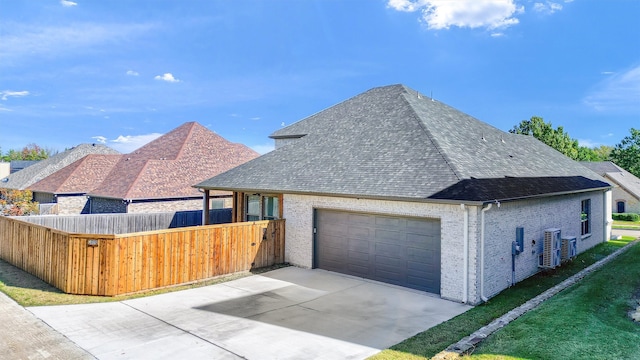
128, 199, 203, 213
282, 190, 609, 305
57, 195, 90, 215
474, 190, 607, 304
90, 197, 127, 213
283, 194, 466, 302
612, 186, 640, 214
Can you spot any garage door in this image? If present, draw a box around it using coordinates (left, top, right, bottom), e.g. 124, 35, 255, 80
314, 209, 441, 294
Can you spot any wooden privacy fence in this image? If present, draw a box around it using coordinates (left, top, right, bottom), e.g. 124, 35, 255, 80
0, 216, 285, 296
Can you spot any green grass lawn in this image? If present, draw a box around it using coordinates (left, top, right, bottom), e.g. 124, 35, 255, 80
465, 239, 640, 359
370, 237, 637, 360
613, 220, 640, 230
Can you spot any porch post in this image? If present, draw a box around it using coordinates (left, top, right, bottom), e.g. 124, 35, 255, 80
202, 190, 210, 225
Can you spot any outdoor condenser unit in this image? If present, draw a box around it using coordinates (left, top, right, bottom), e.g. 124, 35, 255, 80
540, 228, 561, 269
561, 236, 577, 261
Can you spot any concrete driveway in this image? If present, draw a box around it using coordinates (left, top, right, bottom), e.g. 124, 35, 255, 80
29, 267, 471, 360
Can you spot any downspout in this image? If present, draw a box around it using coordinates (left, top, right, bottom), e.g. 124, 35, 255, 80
480, 203, 493, 303
461, 204, 469, 304
604, 189, 612, 241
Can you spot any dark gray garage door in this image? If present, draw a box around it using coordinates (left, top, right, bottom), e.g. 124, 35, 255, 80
314, 209, 441, 294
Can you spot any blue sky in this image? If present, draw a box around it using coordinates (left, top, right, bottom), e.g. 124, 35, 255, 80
1, 0, 638, 155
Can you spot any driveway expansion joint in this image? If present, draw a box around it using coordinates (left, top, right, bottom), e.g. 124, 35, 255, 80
121, 302, 248, 359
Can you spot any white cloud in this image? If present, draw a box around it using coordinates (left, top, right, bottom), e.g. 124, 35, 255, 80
0, 23, 154, 65
126, 70, 139, 76
91, 136, 107, 144
1, 90, 29, 100
387, 0, 429, 12
60, 0, 77, 7
387, 0, 523, 30
533, 2, 563, 14
154, 73, 180, 83
250, 143, 274, 155
110, 133, 163, 153
250, 117, 261, 121
583, 65, 640, 113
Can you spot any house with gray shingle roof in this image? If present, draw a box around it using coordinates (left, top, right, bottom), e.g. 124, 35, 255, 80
85, 122, 259, 214
0, 144, 119, 191
196, 84, 613, 305
582, 161, 640, 214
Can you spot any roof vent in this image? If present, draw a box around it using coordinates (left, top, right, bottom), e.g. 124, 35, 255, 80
482, 133, 486, 142
501, 136, 505, 143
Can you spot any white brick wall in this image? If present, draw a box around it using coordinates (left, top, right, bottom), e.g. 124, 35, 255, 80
57, 195, 89, 214
283, 190, 608, 305
474, 190, 607, 303
283, 194, 466, 302
612, 186, 640, 214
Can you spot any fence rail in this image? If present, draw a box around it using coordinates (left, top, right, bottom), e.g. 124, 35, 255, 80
0, 216, 285, 296
14, 209, 232, 234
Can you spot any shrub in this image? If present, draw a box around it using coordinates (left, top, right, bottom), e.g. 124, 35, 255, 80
612, 213, 640, 222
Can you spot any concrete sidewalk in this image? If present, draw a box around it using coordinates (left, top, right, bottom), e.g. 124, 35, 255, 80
28, 267, 471, 360
0, 290, 94, 360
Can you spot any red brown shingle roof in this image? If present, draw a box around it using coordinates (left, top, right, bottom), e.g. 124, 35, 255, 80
89, 122, 259, 200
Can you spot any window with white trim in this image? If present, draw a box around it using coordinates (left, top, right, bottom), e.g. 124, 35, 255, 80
581, 199, 591, 236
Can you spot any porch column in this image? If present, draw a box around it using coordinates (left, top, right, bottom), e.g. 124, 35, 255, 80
202, 189, 210, 225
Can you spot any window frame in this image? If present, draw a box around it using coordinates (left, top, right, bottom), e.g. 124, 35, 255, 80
244, 193, 280, 221
581, 199, 591, 237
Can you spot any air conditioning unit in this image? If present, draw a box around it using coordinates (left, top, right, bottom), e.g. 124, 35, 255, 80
540, 228, 561, 269
561, 236, 577, 261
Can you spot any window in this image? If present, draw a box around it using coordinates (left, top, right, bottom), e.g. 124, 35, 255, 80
581, 199, 591, 236
617, 201, 626, 214
245, 194, 280, 221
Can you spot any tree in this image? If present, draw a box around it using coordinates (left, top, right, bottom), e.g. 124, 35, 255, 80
510, 116, 580, 160
0, 189, 39, 216
1, 143, 53, 162
610, 128, 640, 177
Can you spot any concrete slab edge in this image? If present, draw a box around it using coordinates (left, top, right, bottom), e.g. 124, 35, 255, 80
432, 239, 639, 359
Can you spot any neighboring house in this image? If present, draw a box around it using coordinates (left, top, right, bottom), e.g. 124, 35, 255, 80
86, 122, 259, 214
196, 84, 612, 305
29, 155, 121, 214
0, 162, 8, 179
10, 160, 39, 174
0, 144, 119, 191
582, 161, 640, 214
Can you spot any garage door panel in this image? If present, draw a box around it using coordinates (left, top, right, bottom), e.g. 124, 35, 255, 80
374, 242, 402, 257
348, 226, 370, 239
315, 209, 441, 294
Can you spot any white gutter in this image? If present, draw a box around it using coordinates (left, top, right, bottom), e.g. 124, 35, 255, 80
480, 203, 493, 302
461, 204, 469, 303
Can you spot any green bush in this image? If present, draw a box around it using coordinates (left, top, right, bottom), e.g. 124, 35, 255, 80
612, 213, 640, 222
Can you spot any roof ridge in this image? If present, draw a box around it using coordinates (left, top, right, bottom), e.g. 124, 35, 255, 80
121, 159, 153, 200
401, 91, 463, 181
174, 121, 198, 159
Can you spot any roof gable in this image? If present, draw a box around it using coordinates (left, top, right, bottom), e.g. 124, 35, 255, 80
582, 161, 640, 200
197, 85, 610, 202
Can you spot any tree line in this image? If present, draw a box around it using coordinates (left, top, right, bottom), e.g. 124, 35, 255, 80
0, 143, 54, 162
510, 117, 639, 177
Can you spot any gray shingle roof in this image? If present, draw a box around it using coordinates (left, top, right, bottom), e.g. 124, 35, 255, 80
196, 84, 610, 202
582, 161, 640, 200
1, 144, 120, 190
